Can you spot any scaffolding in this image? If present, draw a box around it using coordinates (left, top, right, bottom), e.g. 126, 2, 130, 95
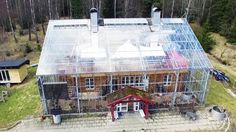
36, 17, 213, 115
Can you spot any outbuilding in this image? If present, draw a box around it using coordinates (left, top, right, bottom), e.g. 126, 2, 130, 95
0, 59, 30, 84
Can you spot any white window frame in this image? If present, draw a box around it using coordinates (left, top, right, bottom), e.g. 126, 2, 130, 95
163, 74, 172, 86
0, 70, 10, 82
121, 76, 143, 86
85, 78, 94, 89
116, 103, 128, 112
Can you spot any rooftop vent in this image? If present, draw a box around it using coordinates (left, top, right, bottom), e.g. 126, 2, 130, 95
90, 8, 98, 33
151, 7, 161, 26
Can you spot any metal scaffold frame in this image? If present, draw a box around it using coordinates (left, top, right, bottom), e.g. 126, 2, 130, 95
36, 17, 212, 114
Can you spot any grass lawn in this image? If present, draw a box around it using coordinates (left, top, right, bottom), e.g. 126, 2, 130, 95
0, 67, 41, 128
206, 79, 236, 116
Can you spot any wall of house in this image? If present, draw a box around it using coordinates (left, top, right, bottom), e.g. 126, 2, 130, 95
78, 71, 188, 94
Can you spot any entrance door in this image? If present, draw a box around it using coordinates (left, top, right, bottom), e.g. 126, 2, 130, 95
133, 102, 140, 111
116, 103, 128, 112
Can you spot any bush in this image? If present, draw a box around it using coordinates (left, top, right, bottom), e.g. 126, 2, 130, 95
19, 29, 24, 36
5, 51, 11, 56
25, 44, 32, 54
37, 45, 42, 52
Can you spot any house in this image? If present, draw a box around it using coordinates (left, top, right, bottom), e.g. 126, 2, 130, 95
36, 8, 213, 121
0, 59, 30, 84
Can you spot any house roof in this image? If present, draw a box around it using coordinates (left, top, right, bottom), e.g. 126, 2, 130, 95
37, 18, 213, 75
0, 59, 30, 69
106, 87, 155, 106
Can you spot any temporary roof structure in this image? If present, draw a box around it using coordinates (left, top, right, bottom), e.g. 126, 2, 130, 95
37, 18, 212, 75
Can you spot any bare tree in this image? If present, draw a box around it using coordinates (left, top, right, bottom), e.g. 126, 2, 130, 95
6, 0, 17, 43
186, 0, 192, 20
114, 0, 116, 18
201, 0, 206, 19
171, 0, 175, 18
48, 0, 52, 19
29, 0, 39, 43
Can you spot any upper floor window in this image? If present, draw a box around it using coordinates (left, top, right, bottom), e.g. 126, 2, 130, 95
85, 78, 94, 89
163, 74, 172, 86
0, 70, 10, 81
121, 76, 143, 86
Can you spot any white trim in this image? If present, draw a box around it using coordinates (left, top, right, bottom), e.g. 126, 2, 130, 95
133, 102, 140, 111
116, 103, 128, 112
163, 74, 172, 86
121, 76, 143, 86
85, 78, 95, 89
0, 70, 10, 82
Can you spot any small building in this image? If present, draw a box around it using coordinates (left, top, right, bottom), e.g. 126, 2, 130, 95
0, 59, 30, 84
37, 8, 213, 121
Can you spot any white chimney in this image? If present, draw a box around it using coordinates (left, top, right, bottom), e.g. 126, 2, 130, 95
90, 8, 98, 33
151, 7, 161, 26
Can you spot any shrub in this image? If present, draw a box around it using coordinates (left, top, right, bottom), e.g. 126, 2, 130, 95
25, 44, 32, 54
19, 29, 24, 36
5, 51, 11, 56
37, 45, 42, 52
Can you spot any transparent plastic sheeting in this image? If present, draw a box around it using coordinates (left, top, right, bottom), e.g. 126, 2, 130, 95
36, 18, 212, 75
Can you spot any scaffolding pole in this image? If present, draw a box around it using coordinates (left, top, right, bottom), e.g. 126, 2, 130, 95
109, 74, 113, 93
200, 69, 210, 104
38, 77, 49, 114
171, 70, 180, 106
75, 75, 81, 113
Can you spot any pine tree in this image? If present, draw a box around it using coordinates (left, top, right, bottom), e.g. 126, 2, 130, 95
220, 0, 236, 37
71, 0, 82, 18
207, 0, 226, 32
198, 22, 215, 52
228, 18, 236, 44
103, 0, 114, 18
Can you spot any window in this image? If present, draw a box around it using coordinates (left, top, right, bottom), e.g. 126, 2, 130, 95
163, 74, 172, 86
85, 78, 94, 89
121, 76, 143, 86
0, 70, 10, 81
156, 84, 166, 93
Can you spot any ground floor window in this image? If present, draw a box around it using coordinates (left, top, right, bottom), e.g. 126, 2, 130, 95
163, 74, 172, 86
116, 103, 128, 112
156, 84, 166, 93
0, 70, 10, 81
85, 78, 94, 89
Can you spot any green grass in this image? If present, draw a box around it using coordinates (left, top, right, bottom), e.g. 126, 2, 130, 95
0, 67, 41, 128
206, 78, 236, 118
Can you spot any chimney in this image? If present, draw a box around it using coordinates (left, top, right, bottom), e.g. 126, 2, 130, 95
151, 7, 161, 26
90, 8, 98, 33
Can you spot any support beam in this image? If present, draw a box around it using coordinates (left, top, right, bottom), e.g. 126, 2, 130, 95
171, 70, 180, 106
144, 103, 149, 119
111, 105, 115, 122
200, 69, 210, 104
109, 75, 113, 93
38, 77, 48, 114
75, 75, 80, 113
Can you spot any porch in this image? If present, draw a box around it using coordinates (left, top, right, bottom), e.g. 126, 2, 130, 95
106, 87, 155, 121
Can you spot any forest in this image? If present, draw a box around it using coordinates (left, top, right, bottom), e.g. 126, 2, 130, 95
0, 0, 236, 48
